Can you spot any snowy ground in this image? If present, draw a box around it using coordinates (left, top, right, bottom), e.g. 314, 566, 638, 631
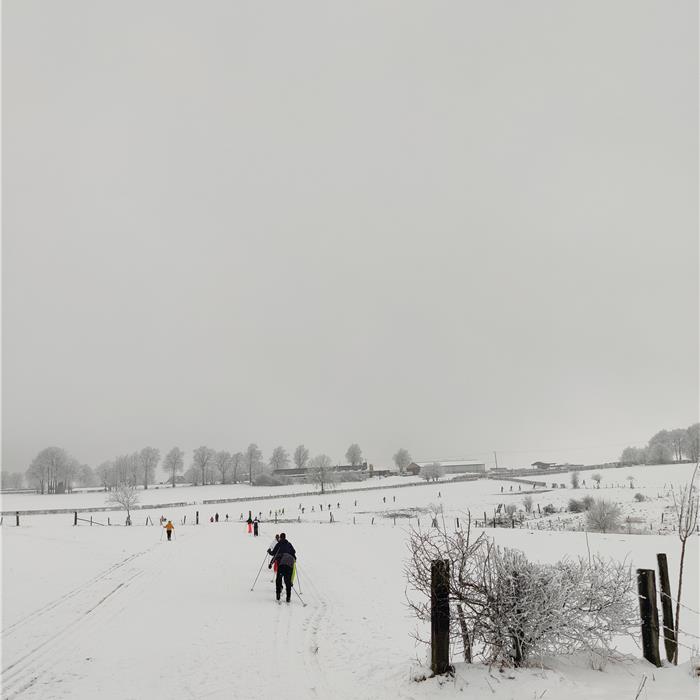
1, 464, 698, 699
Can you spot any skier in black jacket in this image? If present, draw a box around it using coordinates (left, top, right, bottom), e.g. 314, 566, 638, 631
268, 532, 296, 603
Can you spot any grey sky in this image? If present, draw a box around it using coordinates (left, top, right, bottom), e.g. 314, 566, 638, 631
3, 1, 697, 472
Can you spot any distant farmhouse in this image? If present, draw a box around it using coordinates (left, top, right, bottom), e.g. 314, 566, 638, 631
408, 460, 486, 476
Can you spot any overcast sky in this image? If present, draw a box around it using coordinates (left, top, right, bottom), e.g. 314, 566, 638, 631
2, 1, 697, 474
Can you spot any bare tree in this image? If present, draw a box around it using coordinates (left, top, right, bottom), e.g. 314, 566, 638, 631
668, 428, 686, 463
308, 454, 335, 494
95, 461, 115, 491
107, 483, 139, 524
1, 472, 24, 489
571, 471, 580, 489
26, 446, 71, 494
522, 495, 534, 513
231, 452, 244, 484
293, 444, 310, 470
245, 443, 263, 484
269, 446, 290, 471
192, 446, 216, 486
114, 452, 140, 486
625, 475, 635, 489
648, 430, 673, 464
345, 443, 363, 467
163, 447, 184, 487
215, 450, 232, 484
77, 463, 96, 488
585, 499, 621, 533
139, 447, 160, 490
670, 463, 699, 664
393, 448, 412, 474
420, 462, 443, 482
591, 473, 602, 489
682, 423, 700, 462
620, 446, 648, 465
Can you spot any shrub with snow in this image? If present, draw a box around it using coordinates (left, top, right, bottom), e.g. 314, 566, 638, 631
586, 499, 622, 533
406, 520, 636, 667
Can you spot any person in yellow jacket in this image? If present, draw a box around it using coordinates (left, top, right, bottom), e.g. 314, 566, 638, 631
165, 520, 175, 541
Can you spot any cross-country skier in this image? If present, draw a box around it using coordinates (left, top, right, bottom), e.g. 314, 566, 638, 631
268, 532, 296, 603
165, 520, 175, 541
253, 517, 259, 537
246, 512, 253, 534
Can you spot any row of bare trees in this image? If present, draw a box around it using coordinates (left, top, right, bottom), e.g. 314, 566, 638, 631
620, 423, 699, 465
22, 441, 395, 493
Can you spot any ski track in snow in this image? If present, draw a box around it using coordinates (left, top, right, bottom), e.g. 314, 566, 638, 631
1, 544, 160, 698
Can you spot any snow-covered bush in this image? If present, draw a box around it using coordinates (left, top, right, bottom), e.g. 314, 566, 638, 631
581, 495, 595, 510
405, 518, 636, 667
542, 504, 556, 515
633, 492, 646, 502
568, 498, 585, 513
586, 499, 622, 533
522, 495, 534, 513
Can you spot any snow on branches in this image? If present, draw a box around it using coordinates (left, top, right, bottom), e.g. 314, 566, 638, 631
405, 516, 636, 667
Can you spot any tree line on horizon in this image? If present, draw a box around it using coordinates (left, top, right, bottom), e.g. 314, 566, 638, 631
5, 443, 415, 494
619, 423, 699, 465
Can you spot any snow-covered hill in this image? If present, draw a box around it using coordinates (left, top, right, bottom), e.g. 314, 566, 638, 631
1, 464, 698, 699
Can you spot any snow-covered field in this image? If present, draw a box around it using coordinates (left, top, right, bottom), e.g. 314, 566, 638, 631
1, 463, 698, 699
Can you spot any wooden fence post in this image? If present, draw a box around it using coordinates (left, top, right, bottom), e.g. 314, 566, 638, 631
16, 511, 20, 527
456, 517, 460, 529
656, 554, 677, 663
74, 511, 78, 526
431, 560, 451, 675
90, 516, 93, 526
196, 511, 199, 525
108, 517, 111, 525
371, 517, 374, 525
637, 568, 662, 667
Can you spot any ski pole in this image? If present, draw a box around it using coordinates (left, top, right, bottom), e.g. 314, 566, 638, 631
294, 567, 302, 595
292, 585, 307, 607
250, 552, 269, 591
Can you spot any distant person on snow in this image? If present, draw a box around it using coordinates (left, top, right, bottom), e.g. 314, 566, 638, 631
165, 520, 175, 541
246, 512, 253, 534
253, 517, 259, 537
269, 532, 296, 603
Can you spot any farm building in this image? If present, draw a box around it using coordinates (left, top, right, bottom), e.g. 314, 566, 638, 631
409, 460, 486, 476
